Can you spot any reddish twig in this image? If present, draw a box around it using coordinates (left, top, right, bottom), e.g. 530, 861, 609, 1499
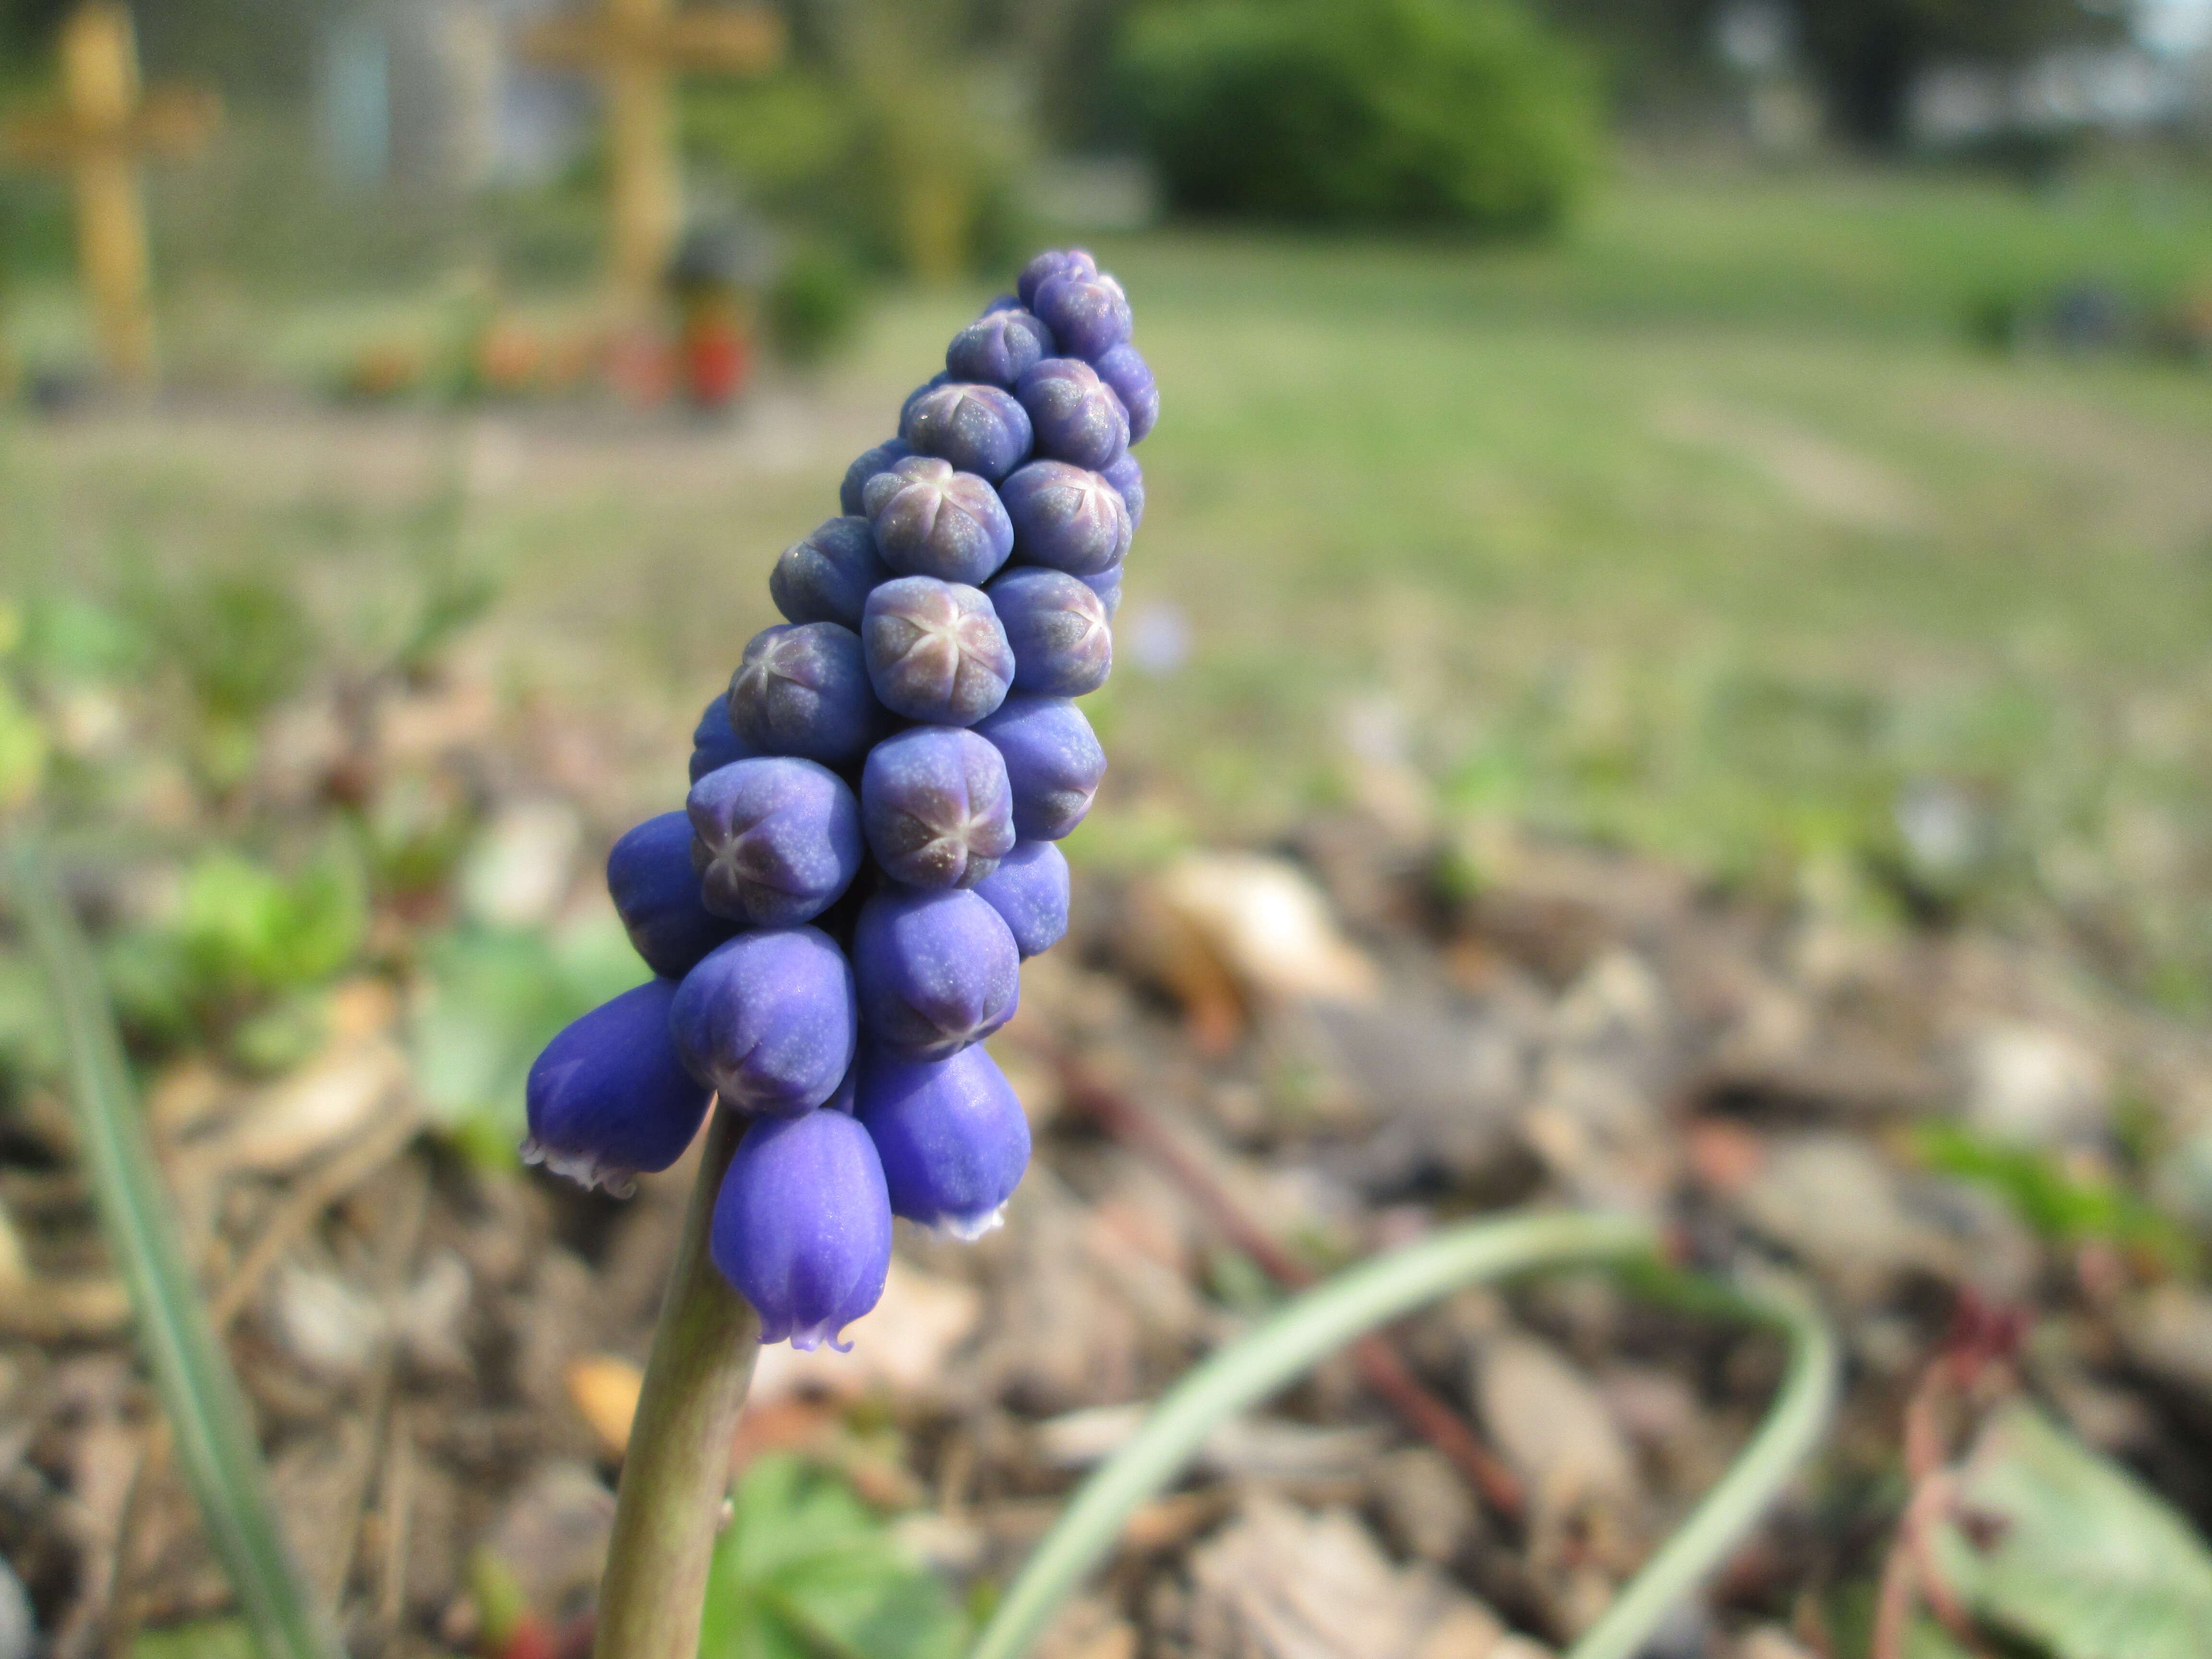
1056, 1054, 1527, 1521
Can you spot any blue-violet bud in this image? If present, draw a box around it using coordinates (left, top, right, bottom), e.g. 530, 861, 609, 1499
671, 927, 857, 1114
770, 517, 894, 631
1092, 343, 1156, 445
860, 725, 1015, 890
852, 886, 1020, 1059
947, 307, 1056, 388
998, 461, 1132, 577
1016, 357, 1129, 472
608, 811, 740, 978
1031, 268, 1132, 361
686, 756, 863, 926
974, 693, 1106, 840
524, 979, 712, 1193
861, 576, 1015, 726
1101, 452, 1144, 530
987, 566, 1112, 697
901, 382, 1033, 482
840, 437, 913, 517
690, 692, 757, 783
728, 622, 880, 766
712, 1108, 891, 1349
857, 1044, 1031, 1238
1018, 248, 1096, 309
864, 455, 1013, 586
973, 839, 1070, 958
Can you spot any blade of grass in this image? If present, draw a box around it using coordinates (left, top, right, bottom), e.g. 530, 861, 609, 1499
7, 835, 344, 1659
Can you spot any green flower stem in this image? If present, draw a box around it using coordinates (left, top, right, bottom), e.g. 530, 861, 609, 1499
968, 1212, 1838, 1659
592, 1102, 759, 1659
9, 835, 344, 1659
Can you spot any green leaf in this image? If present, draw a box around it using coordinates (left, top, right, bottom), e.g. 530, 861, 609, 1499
131, 1619, 259, 1659
699, 1456, 967, 1659
1932, 1403, 2212, 1659
6, 837, 343, 1659
409, 916, 646, 1160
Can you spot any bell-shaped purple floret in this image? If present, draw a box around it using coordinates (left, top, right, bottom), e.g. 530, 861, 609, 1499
770, 517, 894, 631
863, 456, 1014, 587
861, 725, 1014, 890
1018, 248, 1096, 309
1092, 343, 1157, 445
1016, 357, 1129, 472
998, 461, 1132, 577
1101, 452, 1144, 530
975, 694, 1106, 840
973, 839, 1070, 958
988, 566, 1112, 697
690, 692, 758, 783
901, 382, 1033, 483
524, 979, 712, 1193
686, 757, 862, 926
1032, 268, 1132, 362
852, 887, 1019, 1059
728, 622, 881, 767
671, 928, 857, 1114
712, 1108, 891, 1350
608, 812, 740, 978
862, 577, 1014, 726
857, 1045, 1031, 1238
978, 292, 1023, 316
840, 437, 914, 517
947, 307, 1056, 389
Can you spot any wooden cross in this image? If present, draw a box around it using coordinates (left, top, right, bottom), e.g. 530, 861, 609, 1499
1, 3, 220, 385
519, 0, 783, 318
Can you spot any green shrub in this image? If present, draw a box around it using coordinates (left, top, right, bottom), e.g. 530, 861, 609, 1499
1120, 0, 1599, 232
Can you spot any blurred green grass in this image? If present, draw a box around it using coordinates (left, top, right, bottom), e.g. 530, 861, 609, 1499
9, 163, 2212, 1006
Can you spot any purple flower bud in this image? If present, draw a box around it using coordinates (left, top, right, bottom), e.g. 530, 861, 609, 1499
987, 566, 1111, 697
686, 757, 863, 926
998, 461, 1132, 577
947, 307, 1056, 389
1101, 452, 1144, 530
728, 622, 882, 767
672, 928, 857, 1114
864, 456, 1014, 587
712, 1108, 891, 1349
901, 383, 1033, 483
857, 1045, 1031, 1238
899, 374, 950, 432
974, 694, 1106, 840
852, 887, 1019, 1059
1032, 269, 1132, 361
1016, 357, 1129, 472
861, 576, 1015, 726
608, 812, 740, 979
978, 292, 1024, 316
1092, 343, 1157, 445
1018, 248, 1096, 309
840, 437, 914, 517
524, 979, 712, 1193
1081, 564, 1124, 620
770, 517, 894, 631
690, 692, 758, 783
861, 725, 1014, 890
973, 839, 1070, 958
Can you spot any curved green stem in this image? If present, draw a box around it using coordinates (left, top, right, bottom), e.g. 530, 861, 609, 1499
969, 1213, 1837, 1659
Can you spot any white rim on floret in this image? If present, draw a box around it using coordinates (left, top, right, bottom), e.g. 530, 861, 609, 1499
519, 1135, 639, 1199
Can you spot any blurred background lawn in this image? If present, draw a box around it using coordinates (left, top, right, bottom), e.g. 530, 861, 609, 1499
2, 0, 2212, 1236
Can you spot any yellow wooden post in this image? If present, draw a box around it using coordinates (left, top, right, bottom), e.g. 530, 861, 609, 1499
0, 3, 220, 386
518, 0, 782, 320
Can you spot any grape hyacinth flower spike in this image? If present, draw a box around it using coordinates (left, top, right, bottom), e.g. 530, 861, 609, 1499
504, 243, 1151, 1659
522, 251, 1148, 1389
